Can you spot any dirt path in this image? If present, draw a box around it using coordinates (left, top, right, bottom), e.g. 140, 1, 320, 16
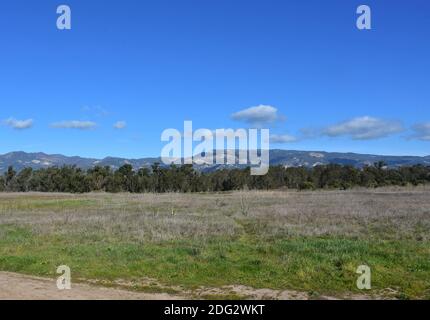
0, 271, 386, 300
0, 272, 184, 300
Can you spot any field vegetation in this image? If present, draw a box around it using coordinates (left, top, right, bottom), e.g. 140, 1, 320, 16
0, 188, 429, 299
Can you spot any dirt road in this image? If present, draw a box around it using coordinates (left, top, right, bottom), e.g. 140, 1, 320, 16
0, 272, 183, 300
0, 271, 384, 300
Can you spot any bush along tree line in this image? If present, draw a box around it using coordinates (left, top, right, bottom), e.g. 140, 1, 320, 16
0, 162, 429, 193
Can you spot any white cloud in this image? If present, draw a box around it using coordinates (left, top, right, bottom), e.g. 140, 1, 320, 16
270, 134, 298, 143
3, 118, 33, 130
410, 122, 430, 141
231, 105, 284, 126
114, 121, 127, 129
323, 116, 403, 140
51, 120, 97, 130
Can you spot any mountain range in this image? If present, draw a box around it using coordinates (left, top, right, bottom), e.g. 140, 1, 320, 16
1, 150, 429, 173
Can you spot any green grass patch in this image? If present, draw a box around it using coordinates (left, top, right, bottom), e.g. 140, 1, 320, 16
0, 225, 428, 299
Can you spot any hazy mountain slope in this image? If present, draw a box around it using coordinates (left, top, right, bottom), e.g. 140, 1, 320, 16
0, 150, 429, 173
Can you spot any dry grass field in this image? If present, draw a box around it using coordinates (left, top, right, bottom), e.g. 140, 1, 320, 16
0, 188, 429, 299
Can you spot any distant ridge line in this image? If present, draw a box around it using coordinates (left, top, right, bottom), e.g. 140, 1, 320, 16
0, 150, 429, 173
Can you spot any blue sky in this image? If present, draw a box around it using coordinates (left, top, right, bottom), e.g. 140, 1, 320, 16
0, 0, 429, 158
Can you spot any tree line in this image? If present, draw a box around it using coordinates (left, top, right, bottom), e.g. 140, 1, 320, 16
0, 162, 429, 193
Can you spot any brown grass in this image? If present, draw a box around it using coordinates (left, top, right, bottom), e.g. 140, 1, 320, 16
0, 187, 429, 242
